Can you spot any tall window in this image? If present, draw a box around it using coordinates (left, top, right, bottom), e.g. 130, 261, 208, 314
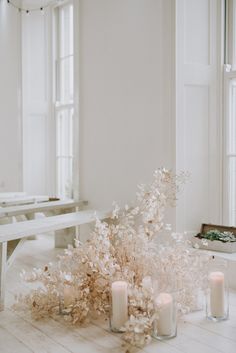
224, 0, 236, 224
54, 3, 74, 198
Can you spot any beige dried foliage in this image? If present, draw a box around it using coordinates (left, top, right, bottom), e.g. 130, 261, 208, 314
14, 168, 209, 347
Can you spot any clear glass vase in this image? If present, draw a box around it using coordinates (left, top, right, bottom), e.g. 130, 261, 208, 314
59, 284, 76, 315
152, 273, 177, 340
206, 257, 229, 321
187, 252, 208, 312
109, 280, 129, 333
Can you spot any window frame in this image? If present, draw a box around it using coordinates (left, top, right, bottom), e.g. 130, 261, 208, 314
223, 0, 236, 224
52, 0, 75, 199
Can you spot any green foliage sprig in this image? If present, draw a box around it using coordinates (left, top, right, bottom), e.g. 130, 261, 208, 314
197, 229, 236, 243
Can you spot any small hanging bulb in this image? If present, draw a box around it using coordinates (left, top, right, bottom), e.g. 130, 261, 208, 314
26, 9, 30, 15
7, 0, 10, 3
40, 7, 44, 15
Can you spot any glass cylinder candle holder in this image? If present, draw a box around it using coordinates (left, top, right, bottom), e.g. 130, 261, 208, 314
109, 280, 129, 333
206, 257, 229, 321
59, 284, 76, 315
188, 252, 208, 312
152, 273, 177, 340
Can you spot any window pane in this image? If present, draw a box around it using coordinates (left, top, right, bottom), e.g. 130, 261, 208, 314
58, 56, 74, 103
55, 3, 74, 199
227, 0, 236, 69
56, 109, 73, 156
59, 4, 73, 58
228, 79, 236, 154
229, 157, 236, 225
56, 108, 73, 198
57, 157, 73, 198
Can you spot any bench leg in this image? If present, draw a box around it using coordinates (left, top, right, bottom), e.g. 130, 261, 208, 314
55, 227, 75, 248
54, 208, 76, 248
0, 216, 13, 226
15, 214, 37, 240
0, 242, 7, 311
26, 213, 37, 240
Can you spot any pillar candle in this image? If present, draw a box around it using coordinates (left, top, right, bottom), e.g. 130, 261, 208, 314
155, 292, 173, 336
209, 271, 225, 317
111, 281, 128, 330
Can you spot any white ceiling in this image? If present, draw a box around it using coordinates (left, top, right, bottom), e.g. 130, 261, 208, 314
12, 0, 58, 9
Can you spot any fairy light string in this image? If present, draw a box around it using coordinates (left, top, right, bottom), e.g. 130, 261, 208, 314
6, 0, 57, 14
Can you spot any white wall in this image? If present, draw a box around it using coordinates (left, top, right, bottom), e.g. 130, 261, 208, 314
19, 0, 176, 219
78, 0, 223, 233
176, 0, 223, 233
1, 0, 222, 235
0, 1, 22, 191
78, 0, 176, 219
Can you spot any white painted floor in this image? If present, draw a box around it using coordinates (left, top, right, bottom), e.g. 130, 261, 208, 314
1, 235, 236, 353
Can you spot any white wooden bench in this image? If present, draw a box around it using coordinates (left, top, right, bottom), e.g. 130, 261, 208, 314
0, 195, 49, 207
0, 199, 88, 247
0, 192, 26, 199
0, 199, 86, 218
0, 209, 111, 310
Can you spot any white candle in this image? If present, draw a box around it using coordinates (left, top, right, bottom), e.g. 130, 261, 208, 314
155, 292, 173, 336
111, 281, 128, 330
209, 271, 225, 317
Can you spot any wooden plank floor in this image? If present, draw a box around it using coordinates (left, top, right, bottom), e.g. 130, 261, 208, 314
1, 235, 236, 353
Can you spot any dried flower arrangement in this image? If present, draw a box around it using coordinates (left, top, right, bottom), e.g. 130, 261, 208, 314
15, 168, 210, 347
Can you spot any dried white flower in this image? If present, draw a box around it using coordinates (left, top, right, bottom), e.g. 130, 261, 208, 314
201, 239, 209, 247
165, 223, 172, 231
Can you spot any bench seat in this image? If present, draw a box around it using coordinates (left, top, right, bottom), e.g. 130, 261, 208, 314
0, 195, 49, 207
0, 209, 111, 310
0, 199, 86, 218
0, 192, 26, 199
0, 209, 109, 242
